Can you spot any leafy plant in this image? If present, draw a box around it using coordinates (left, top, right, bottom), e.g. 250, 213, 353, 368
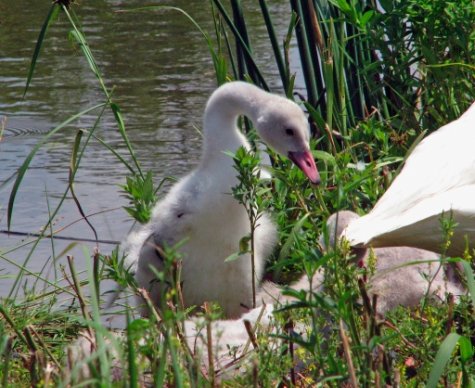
121, 172, 158, 224
230, 146, 271, 307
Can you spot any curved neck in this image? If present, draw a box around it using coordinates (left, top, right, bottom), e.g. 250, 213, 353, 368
201, 82, 269, 165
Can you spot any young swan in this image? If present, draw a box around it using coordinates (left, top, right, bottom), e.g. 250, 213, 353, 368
124, 81, 319, 318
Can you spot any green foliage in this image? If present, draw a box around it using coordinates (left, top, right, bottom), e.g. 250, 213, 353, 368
4, 0, 475, 386
230, 146, 271, 307
369, 0, 475, 129
121, 172, 158, 224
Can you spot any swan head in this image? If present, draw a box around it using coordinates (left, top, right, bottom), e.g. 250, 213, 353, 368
255, 98, 320, 184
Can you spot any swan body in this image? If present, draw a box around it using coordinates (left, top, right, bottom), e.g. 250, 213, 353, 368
124, 81, 319, 318
345, 103, 475, 256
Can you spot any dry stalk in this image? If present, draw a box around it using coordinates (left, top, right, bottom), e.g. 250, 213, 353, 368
445, 293, 455, 335
28, 325, 61, 369
243, 320, 259, 350
285, 319, 296, 386
66, 256, 91, 321
137, 288, 162, 324
339, 319, 358, 387
203, 302, 215, 387
243, 304, 268, 353
381, 320, 417, 349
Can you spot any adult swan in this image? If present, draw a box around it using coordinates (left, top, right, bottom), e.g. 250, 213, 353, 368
124, 81, 319, 318
345, 102, 475, 256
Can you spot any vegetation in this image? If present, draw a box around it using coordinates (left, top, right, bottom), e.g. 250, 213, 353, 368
1, 0, 474, 386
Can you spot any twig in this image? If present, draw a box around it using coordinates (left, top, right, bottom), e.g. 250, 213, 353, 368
243, 304, 267, 353
381, 320, 417, 349
285, 319, 296, 386
203, 302, 215, 387
339, 319, 358, 387
0, 229, 120, 245
66, 256, 91, 322
28, 325, 62, 369
243, 320, 259, 350
445, 293, 455, 335
137, 288, 162, 324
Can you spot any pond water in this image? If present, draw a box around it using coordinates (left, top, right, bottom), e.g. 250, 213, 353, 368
0, 1, 303, 300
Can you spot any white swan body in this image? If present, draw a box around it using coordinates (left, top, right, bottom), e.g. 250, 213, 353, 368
345, 102, 475, 256
124, 82, 319, 318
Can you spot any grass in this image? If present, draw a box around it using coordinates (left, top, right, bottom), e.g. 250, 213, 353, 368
1, 0, 475, 386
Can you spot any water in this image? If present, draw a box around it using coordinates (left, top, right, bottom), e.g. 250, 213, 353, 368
0, 1, 300, 298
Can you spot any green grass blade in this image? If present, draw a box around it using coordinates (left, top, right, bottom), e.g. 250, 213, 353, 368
289, 0, 318, 107
155, 339, 168, 386
63, 6, 144, 177
230, 0, 250, 81
212, 0, 269, 89
121, 6, 219, 76
85, 130, 135, 174
302, 1, 325, 101
126, 311, 138, 388
213, 3, 238, 81
69, 130, 99, 243
62, 6, 106, 91
110, 103, 143, 179
460, 259, 475, 308
427, 332, 460, 388
259, 0, 289, 92
7, 103, 105, 230
84, 247, 111, 385
23, 4, 60, 97
278, 213, 310, 262
0, 250, 78, 298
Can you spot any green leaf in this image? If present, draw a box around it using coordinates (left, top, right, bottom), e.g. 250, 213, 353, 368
313, 150, 336, 165
427, 332, 460, 388
127, 318, 152, 337
7, 103, 105, 230
460, 259, 475, 308
224, 251, 244, 263
279, 213, 310, 261
239, 235, 251, 253
458, 336, 474, 362
126, 312, 139, 388
360, 10, 375, 28
24, 4, 60, 97
378, 0, 393, 12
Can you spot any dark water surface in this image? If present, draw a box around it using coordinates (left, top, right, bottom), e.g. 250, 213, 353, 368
0, 1, 300, 297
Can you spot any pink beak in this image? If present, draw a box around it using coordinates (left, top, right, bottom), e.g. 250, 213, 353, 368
288, 150, 320, 184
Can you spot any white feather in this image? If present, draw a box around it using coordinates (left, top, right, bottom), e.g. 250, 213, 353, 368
345, 102, 475, 255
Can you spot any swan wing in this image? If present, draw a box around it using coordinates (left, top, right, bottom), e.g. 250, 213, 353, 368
371, 105, 475, 219
345, 103, 475, 254
346, 185, 475, 255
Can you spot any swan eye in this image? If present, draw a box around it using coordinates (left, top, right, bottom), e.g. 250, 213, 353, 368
285, 128, 295, 136
177, 212, 185, 218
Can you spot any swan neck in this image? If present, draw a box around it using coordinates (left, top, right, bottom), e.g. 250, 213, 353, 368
201, 82, 268, 163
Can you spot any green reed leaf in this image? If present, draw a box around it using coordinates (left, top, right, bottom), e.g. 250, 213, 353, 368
24, 4, 60, 97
